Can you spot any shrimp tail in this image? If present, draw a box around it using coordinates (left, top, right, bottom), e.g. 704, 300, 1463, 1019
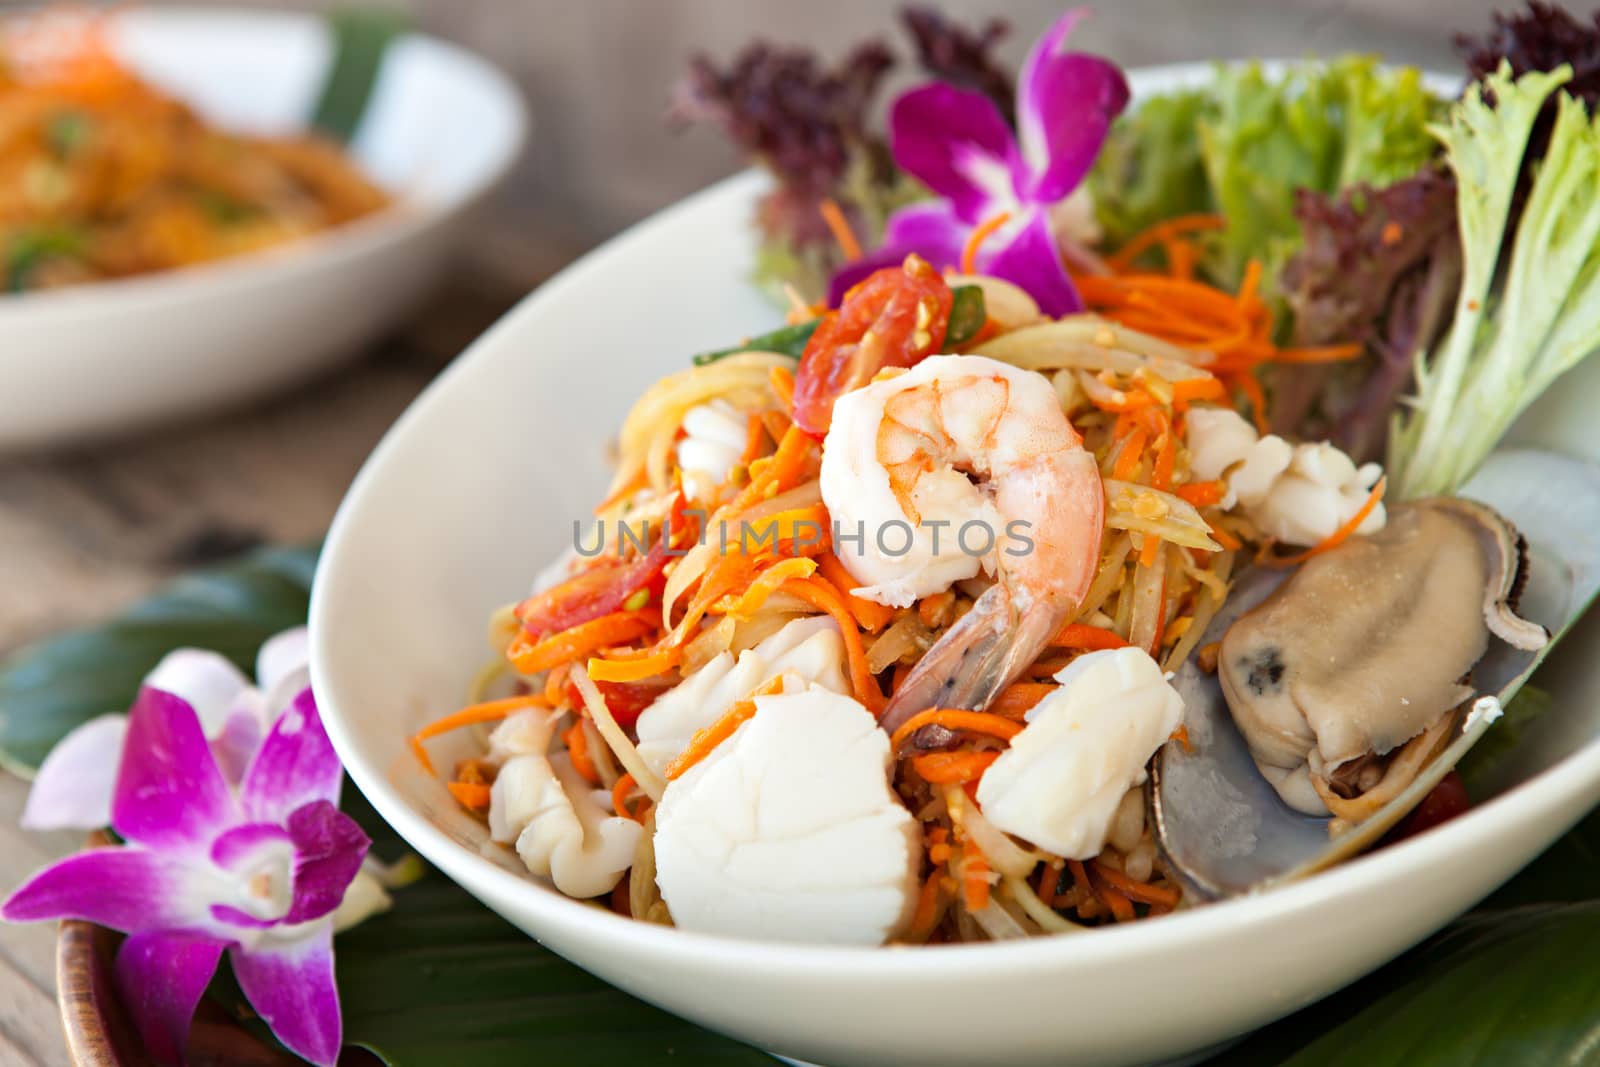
878, 583, 1067, 735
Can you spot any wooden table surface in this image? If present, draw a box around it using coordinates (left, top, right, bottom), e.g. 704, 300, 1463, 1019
0, 0, 1519, 1061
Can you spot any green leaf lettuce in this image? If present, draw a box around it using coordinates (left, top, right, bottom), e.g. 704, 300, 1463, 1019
1091, 58, 1444, 295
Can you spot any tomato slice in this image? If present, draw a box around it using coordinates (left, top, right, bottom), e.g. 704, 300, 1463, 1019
792, 254, 954, 435
564, 677, 671, 731
516, 494, 688, 638
1391, 771, 1472, 842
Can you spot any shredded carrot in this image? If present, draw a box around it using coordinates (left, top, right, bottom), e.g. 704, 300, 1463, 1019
586, 644, 683, 683
1107, 213, 1227, 271
1237, 259, 1263, 307
1207, 518, 1243, 551
889, 708, 1023, 754
542, 662, 571, 706
1082, 236, 1367, 387
409, 695, 547, 776
1068, 859, 1094, 905
739, 504, 832, 557
1097, 879, 1137, 922
1170, 377, 1228, 409
1085, 375, 1158, 413
1053, 623, 1131, 651
447, 781, 492, 810
1125, 402, 1170, 440
759, 407, 792, 445
1026, 654, 1076, 678
1227, 372, 1271, 435
818, 197, 863, 262
1092, 859, 1181, 908
890, 659, 914, 695
960, 210, 1012, 274
1260, 476, 1387, 567
1138, 535, 1161, 569
908, 873, 943, 940
817, 552, 894, 631
769, 365, 796, 412
1150, 429, 1177, 492
1165, 238, 1198, 280
1037, 861, 1063, 909
992, 681, 1057, 718
757, 422, 813, 495
718, 557, 818, 617
564, 721, 600, 785
1273, 343, 1365, 364
507, 611, 654, 675
670, 552, 758, 642
612, 772, 648, 822
780, 576, 885, 712
917, 590, 956, 628
961, 849, 993, 912
739, 413, 768, 466
1170, 723, 1193, 752
910, 750, 1000, 784
1175, 480, 1227, 508
1112, 426, 1149, 481
665, 700, 758, 780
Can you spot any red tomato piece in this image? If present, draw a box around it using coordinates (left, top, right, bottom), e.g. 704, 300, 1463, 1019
517, 493, 688, 638
1391, 771, 1472, 842
792, 254, 954, 435
565, 677, 671, 731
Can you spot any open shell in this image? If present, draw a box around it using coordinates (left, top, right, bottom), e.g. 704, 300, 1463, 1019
1151, 450, 1600, 899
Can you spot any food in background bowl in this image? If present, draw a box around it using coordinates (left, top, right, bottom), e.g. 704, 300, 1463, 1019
0, 12, 388, 292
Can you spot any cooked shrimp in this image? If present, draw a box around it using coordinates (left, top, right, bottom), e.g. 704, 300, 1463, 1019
820, 354, 1105, 733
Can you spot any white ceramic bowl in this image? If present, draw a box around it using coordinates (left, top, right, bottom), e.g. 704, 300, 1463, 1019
311, 65, 1600, 1067
0, 6, 525, 450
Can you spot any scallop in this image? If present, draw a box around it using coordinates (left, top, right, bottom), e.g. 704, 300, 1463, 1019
652, 688, 919, 945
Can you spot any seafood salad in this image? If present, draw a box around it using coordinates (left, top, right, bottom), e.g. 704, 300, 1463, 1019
410, 3, 1600, 944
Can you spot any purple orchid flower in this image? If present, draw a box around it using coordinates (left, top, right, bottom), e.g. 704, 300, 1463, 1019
829, 8, 1128, 316
3, 682, 368, 1067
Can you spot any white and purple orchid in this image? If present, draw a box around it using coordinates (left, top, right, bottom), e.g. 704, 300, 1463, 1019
3, 631, 372, 1067
829, 8, 1128, 315
21, 629, 311, 833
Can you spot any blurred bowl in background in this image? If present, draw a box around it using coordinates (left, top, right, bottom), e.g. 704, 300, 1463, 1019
0, 6, 526, 451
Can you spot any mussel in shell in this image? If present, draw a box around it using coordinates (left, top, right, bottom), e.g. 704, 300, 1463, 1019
1219, 497, 1546, 828
1151, 449, 1600, 899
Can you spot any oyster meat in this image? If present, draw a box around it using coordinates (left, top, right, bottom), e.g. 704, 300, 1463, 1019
1220, 498, 1547, 823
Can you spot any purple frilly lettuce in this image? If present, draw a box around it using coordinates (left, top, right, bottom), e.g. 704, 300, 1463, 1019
3, 629, 368, 1067
830, 8, 1128, 315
